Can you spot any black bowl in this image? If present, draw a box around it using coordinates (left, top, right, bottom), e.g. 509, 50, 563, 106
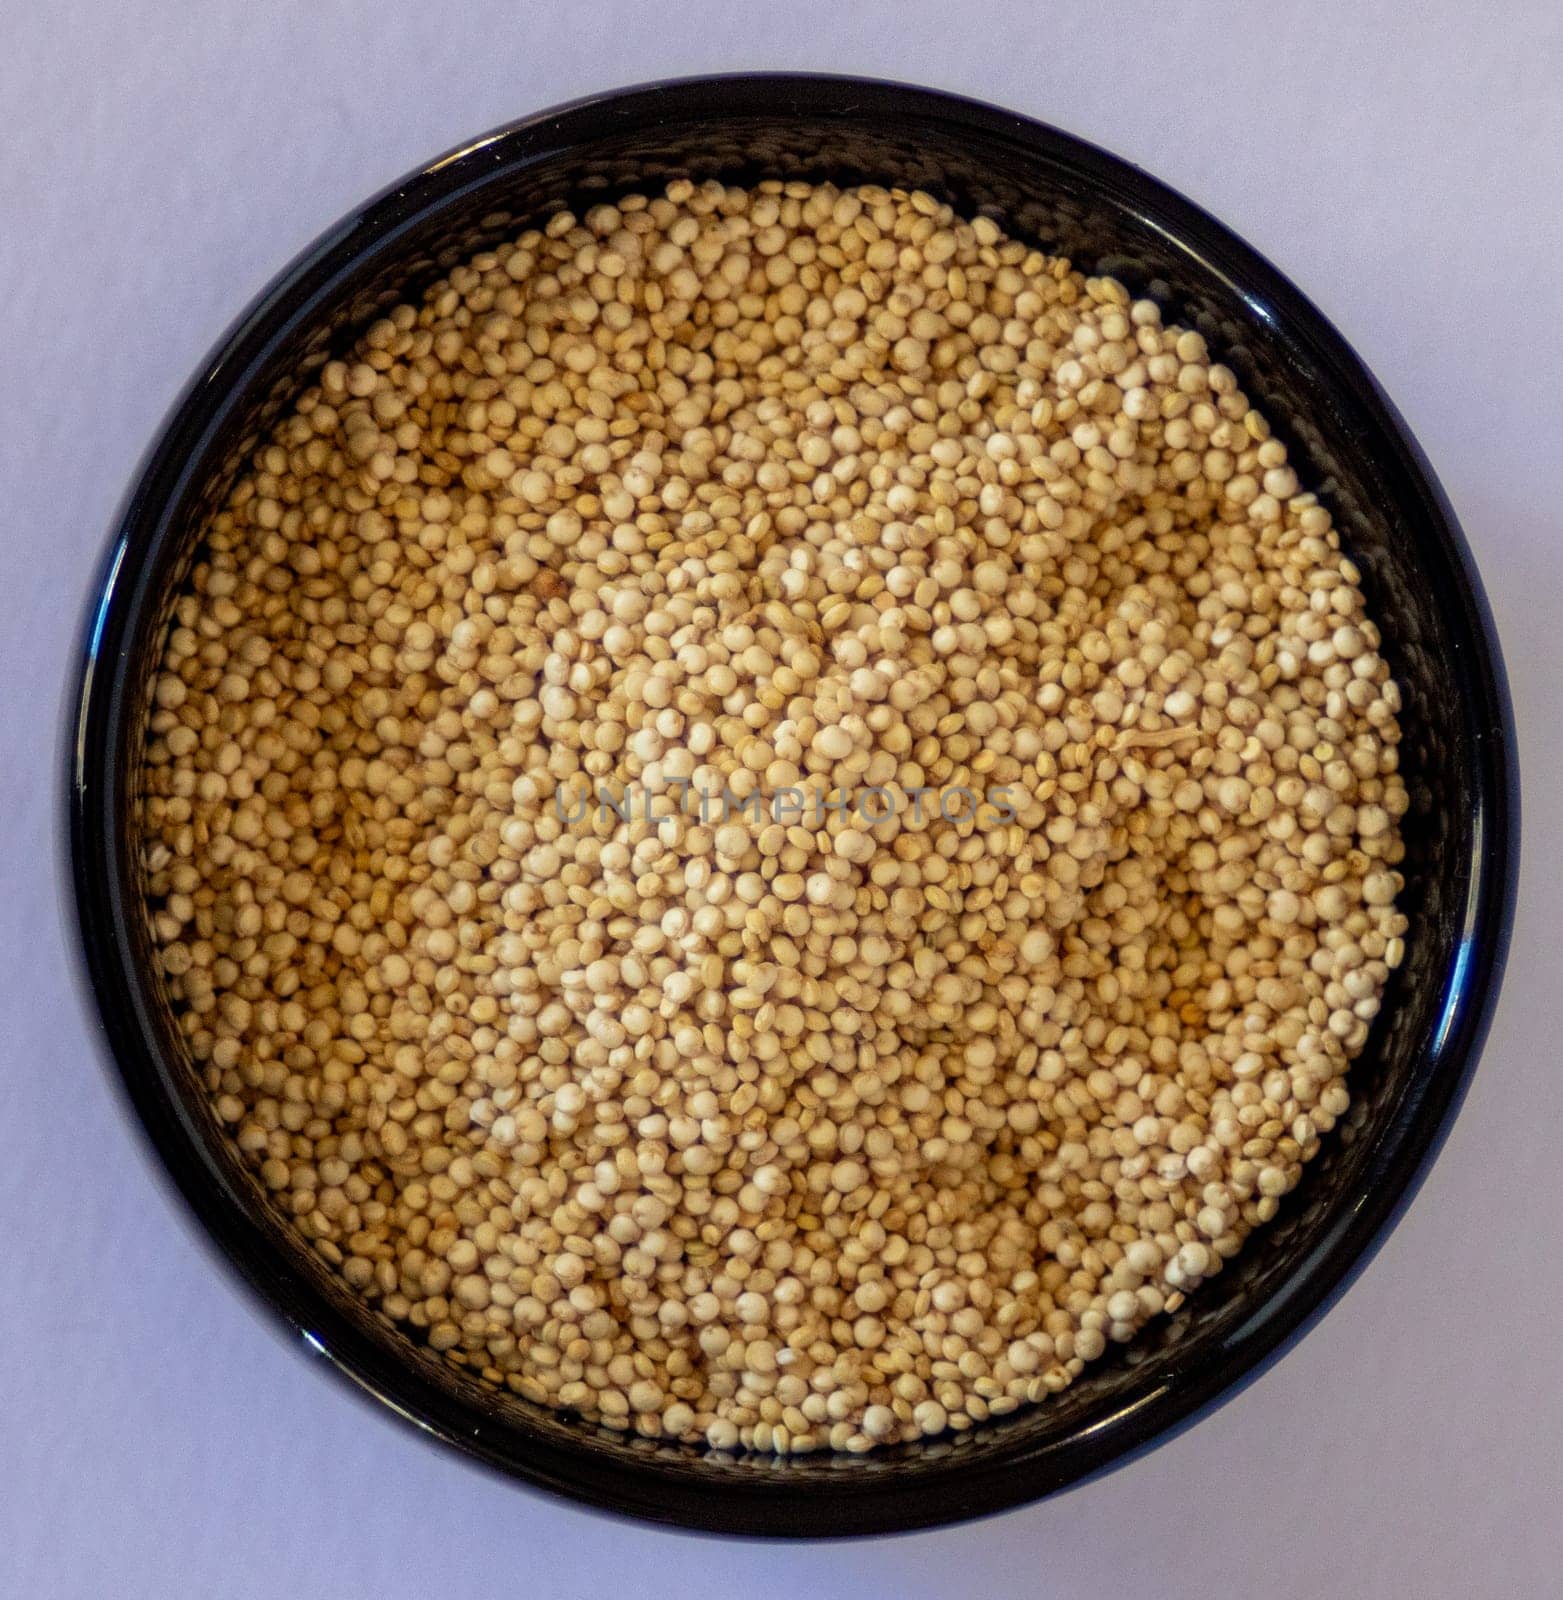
66, 74, 1518, 1536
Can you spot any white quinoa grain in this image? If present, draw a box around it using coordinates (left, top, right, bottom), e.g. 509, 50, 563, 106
140, 179, 1408, 1456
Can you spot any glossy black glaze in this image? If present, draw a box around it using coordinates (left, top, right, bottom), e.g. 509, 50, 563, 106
66, 75, 1518, 1537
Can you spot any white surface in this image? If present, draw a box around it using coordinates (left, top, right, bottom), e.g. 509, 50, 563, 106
3, 3, 1558, 1594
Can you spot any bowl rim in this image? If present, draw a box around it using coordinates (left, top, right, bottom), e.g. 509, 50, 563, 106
64, 71, 1520, 1538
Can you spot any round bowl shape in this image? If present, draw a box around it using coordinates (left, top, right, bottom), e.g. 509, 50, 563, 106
67, 74, 1517, 1537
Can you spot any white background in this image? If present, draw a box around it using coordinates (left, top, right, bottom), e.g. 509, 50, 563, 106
3, 3, 1559, 1595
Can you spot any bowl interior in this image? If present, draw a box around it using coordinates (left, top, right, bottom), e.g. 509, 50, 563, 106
72, 77, 1511, 1535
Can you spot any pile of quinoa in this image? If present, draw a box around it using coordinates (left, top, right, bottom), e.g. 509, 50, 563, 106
140, 178, 1408, 1454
